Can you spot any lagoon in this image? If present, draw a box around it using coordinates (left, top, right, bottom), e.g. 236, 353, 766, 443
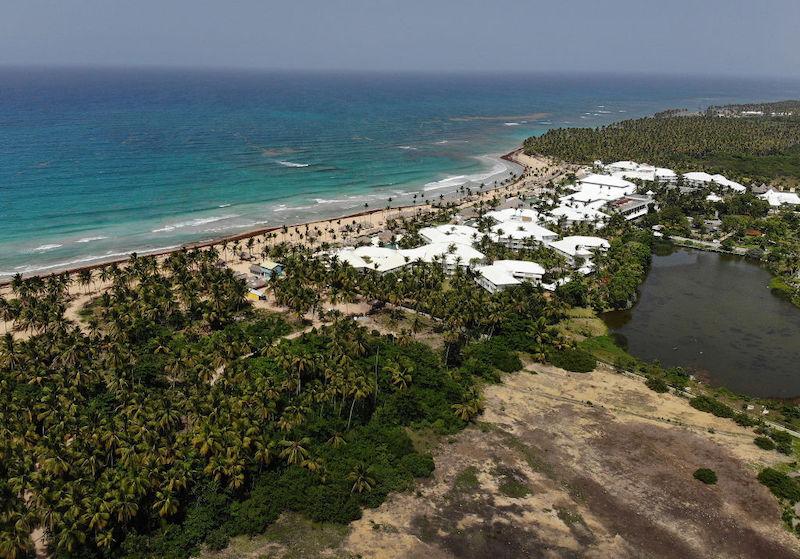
603, 248, 800, 399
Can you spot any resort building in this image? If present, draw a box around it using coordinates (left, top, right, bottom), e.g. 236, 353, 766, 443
400, 242, 486, 274
759, 188, 800, 207
475, 259, 546, 294
682, 172, 746, 192
418, 224, 484, 246
331, 246, 410, 274
604, 161, 677, 184
490, 221, 559, 249
249, 260, 284, 279
484, 208, 540, 223
576, 173, 637, 195
547, 204, 609, 228
548, 235, 610, 269
246, 288, 267, 301
476, 265, 521, 293
605, 194, 654, 220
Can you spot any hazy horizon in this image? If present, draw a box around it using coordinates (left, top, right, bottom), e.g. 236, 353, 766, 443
2, 0, 798, 78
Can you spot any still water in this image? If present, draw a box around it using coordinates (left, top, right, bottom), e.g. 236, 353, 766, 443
603, 248, 800, 398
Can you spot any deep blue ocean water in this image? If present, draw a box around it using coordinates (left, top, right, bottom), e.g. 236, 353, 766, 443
2, 68, 800, 277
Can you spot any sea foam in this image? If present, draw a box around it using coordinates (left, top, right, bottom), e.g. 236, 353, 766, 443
424, 157, 513, 192
76, 236, 109, 243
2, 245, 181, 278
277, 160, 310, 168
32, 244, 63, 252
152, 214, 239, 233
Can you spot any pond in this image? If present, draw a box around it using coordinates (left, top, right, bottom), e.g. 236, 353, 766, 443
602, 247, 800, 399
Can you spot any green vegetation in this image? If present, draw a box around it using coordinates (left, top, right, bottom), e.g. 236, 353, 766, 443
555, 507, 584, 527
577, 335, 636, 368
754, 436, 777, 451
643, 190, 800, 307
693, 468, 718, 485
547, 348, 597, 373
756, 428, 796, 455
758, 468, 800, 503
200, 512, 353, 559
524, 104, 800, 183
690, 395, 736, 418
645, 377, 669, 393
498, 477, 531, 499
0, 230, 570, 558
453, 466, 480, 492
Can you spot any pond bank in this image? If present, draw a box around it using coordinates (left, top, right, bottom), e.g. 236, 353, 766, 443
602, 247, 800, 399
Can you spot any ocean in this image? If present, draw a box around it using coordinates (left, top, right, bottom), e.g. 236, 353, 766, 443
2, 68, 800, 278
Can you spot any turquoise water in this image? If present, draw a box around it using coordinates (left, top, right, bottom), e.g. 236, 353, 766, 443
2, 69, 800, 278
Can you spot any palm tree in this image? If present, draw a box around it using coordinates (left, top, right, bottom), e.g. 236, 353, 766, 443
348, 463, 374, 494
279, 437, 311, 466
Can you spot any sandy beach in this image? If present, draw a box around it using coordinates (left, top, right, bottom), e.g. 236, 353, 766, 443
0, 149, 574, 336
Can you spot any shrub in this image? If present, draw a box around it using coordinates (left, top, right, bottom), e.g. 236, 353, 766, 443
689, 395, 735, 418
399, 453, 435, 478
645, 377, 669, 393
754, 436, 776, 451
758, 468, 800, 503
463, 338, 522, 373
547, 348, 596, 373
459, 358, 501, 383
204, 528, 230, 552
693, 468, 717, 485
733, 412, 756, 427
768, 429, 795, 455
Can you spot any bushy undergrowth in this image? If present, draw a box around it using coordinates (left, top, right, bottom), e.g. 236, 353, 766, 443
547, 348, 597, 373
693, 468, 718, 485
463, 337, 523, 374
758, 468, 800, 503
754, 436, 776, 451
689, 395, 735, 418
645, 377, 669, 393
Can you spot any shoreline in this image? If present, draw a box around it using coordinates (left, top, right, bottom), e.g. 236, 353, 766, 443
0, 148, 549, 286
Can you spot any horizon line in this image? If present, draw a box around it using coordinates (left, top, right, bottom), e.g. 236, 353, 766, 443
1, 63, 799, 81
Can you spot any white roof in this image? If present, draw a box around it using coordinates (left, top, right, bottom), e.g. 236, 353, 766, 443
540, 277, 570, 292
400, 242, 485, 267
561, 184, 629, 203
333, 245, 409, 273
484, 208, 541, 223
477, 265, 521, 287
579, 173, 637, 189
418, 224, 484, 245
606, 161, 639, 171
760, 189, 800, 207
613, 167, 676, 182
477, 259, 546, 288
705, 193, 723, 203
683, 171, 745, 191
548, 205, 609, 226
490, 221, 557, 242
548, 236, 610, 258
492, 259, 546, 276
710, 174, 746, 192
683, 171, 715, 182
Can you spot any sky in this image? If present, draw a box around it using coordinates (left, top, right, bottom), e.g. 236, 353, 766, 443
1, 0, 799, 77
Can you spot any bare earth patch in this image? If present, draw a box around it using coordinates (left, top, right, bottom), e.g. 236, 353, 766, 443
342, 364, 800, 559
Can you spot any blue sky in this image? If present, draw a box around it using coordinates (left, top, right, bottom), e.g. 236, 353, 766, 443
2, 0, 798, 76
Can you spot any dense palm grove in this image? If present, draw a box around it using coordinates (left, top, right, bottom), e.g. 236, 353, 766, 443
0, 238, 574, 558
524, 102, 800, 182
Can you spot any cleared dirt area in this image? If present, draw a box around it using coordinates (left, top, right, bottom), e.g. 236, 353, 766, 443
340, 364, 800, 559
